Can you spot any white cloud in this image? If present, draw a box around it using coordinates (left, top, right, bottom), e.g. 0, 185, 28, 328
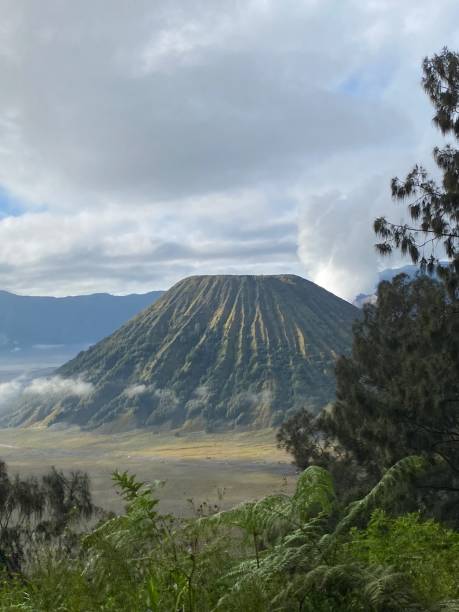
297, 175, 394, 300
124, 384, 149, 398
0, 1, 457, 296
0, 377, 24, 406
0, 374, 92, 408
25, 376, 93, 397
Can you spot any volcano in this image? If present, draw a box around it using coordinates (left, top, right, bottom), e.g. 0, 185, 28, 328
7, 275, 358, 430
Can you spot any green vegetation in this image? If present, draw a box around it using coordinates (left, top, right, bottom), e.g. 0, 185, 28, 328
277, 273, 459, 516
0, 460, 97, 576
0, 456, 457, 611
347, 511, 459, 604
6, 274, 357, 430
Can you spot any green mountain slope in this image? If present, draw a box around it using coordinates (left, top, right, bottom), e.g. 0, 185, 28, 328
6, 275, 358, 430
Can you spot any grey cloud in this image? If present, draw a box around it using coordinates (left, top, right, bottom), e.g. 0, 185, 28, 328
0, 199, 300, 295
0, 1, 458, 296
0, 1, 412, 205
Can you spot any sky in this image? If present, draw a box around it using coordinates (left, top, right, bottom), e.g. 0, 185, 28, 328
0, 1, 458, 300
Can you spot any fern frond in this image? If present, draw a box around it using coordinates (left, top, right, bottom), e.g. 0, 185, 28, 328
292, 466, 336, 521
303, 562, 363, 592
204, 494, 292, 538
333, 455, 432, 538
363, 565, 424, 611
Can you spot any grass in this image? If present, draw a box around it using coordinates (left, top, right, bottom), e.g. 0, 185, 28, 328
0, 427, 296, 515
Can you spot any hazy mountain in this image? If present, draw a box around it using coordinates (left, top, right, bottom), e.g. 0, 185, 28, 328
353, 265, 422, 307
377, 264, 421, 282
0, 290, 163, 350
6, 275, 358, 431
353, 292, 378, 309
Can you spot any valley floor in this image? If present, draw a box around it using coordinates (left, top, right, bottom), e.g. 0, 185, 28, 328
0, 428, 296, 514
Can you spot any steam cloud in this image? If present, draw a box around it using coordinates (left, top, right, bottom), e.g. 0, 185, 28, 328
297, 177, 396, 301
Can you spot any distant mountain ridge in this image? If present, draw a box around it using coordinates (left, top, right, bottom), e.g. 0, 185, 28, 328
353, 262, 451, 307
0, 290, 164, 350
353, 265, 423, 308
6, 274, 359, 431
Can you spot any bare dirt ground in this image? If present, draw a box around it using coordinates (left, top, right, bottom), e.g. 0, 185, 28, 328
0, 428, 297, 515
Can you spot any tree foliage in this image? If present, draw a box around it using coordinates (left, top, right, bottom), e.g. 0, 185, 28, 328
374, 47, 459, 294
278, 274, 459, 518
0, 460, 97, 575
327, 275, 459, 476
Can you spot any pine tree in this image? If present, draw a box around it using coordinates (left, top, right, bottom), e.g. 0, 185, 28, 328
278, 274, 459, 519
375, 47, 459, 295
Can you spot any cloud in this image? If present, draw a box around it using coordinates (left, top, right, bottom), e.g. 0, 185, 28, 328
123, 384, 180, 412
25, 376, 93, 397
154, 388, 179, 407
193, 385, 210, 400
0, 378, 24, 406
0, 1, 458, 296
0, 375, 93, 411
0, 194, 302, 295
0, 1, 405, 206
297, 177, 388, 300
124, 384, 149, 398
295, 141, 430, 299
